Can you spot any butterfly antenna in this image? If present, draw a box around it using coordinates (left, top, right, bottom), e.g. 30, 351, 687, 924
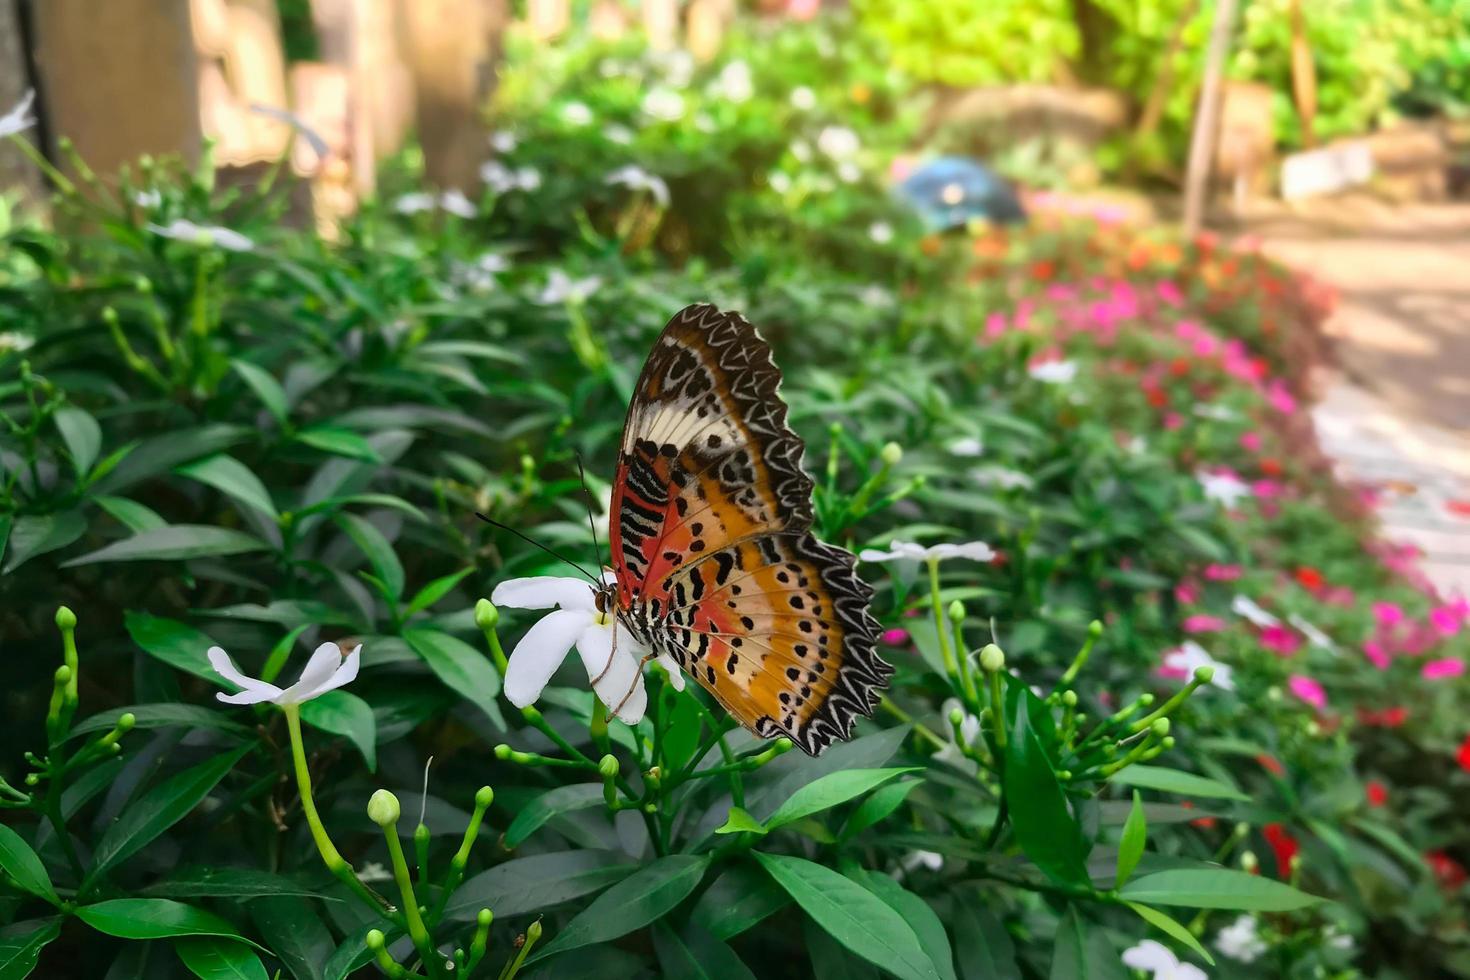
573, 450, 605, 572
475, 513, 600, 583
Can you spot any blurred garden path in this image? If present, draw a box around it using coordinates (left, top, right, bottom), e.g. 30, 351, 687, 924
1247, 196, 1470, 596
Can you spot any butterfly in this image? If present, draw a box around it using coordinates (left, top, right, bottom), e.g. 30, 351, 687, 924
597, 303, 893, 756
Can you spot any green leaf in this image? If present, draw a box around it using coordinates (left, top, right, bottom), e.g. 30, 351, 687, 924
86, 744, 252, 886
0, 918, 61, 979
176, 455, 278, 518
1003, 689, 1090, 887
230, 359, 288, 425
63, 525, 269, 567
690, 861, 790, 941
502, 783, 605, 848
1116, 790, 1147, 888
300, 690, 378, 771
754, 852, 940, 980
125, 612, 218, 682
142, 867, 326, 899
953, 903, 1020, 980
851, 870, 957, 980
714, 807, 768, 836
1124, 903, 1216, 967
295, 426, 382, 462
765, 768, 918, 831
841, 779, 920, 840
94, 423, 250, 492
653, 921, 757, 980
334, 512, 404, 600
95, 495, 168, 532
76, 898, 263, 949
806, 912, 880, 980
322, 924, 396, 980
404, 568, 474, 616
3, 511, 86, 573
249, 896, 333, 980
448, 850, 634, 920
174, 937, 269, 980
1119, 868, 1323, 911
527, 855, 711, 964
1111, 766, 1249, 802
1050, 907, 1128, 980
70, 704, 252, 741
54, 405, 102, 477
404, 628, 503, 729
0, 825, 58, 904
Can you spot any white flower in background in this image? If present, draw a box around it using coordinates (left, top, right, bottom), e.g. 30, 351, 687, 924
837, 161, 862, 184
439, 189, 476, 219
859, 285, 893, 308
1126, 435, 1149, 455
561, 101, 593, 127
1197, 470, 1252, 508
1028, 360, 1078, 384
394, 191, 437, 214
1193, 403, 1238, 422
949, 436, 984, 457
940, 182, 966, 206
973, 466, 1033, 491
1325, 929, 1354, 952
604, 123, 634, 145
1231, 594, 1280, 628
768, 171, 792, 194
357, 862, 393, 884
900, 850, 944, 873
0, 332, 35, 353
132, 189, 162, 209
790, 139, 813, 163
1162, 641, 1234, 691
1121, 940, 1207, 980
0, 89, 36, 138
693, 112, 717, 133
146, 219, 254, 252
209, 642, 360, 706
790, 85, 817, 110
490, 130, 517, 153
538, 269, 602, 305
641, 88, 686, 122
859, 540, 996, 564
605, 164, 670, 207
816, 125, 860, 160
713, 60, 754, 102
480, 161, 540, 194
598, 59, 625, 79
1215, 915, 1266, 963
1288, 613, 1337, 652
453, 252, 511, 292
658, 50, 695, 88
515, 166, 542, 191
868, 221, 894, 244
491, 576, 684, 724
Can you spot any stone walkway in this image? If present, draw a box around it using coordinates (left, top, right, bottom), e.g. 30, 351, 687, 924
1246, 195, 1470, 597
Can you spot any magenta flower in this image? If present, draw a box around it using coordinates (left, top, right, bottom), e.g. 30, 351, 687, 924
1156, 281, 1183, 306
1260, 625, 1303, 656
1421, 658, 1465, 680
1163, 412, 1184, 431
1252, 479, 1286, 500
1174, 581, 1200, 605
1266, 380, 1297, 415
1430, 604, 1466, 637
1287, 674, 1327, 710
1204, 563, 1244, 581
1183, 614, 1227, 634
881, 628, 912, 647
1372, 602, 1405, 628
1239, 431, 1263, 452
984, 313, 1008, 339
1363, 641, 1390, 671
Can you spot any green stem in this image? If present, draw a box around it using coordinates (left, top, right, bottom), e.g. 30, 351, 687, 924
927, 559, 958, 680
383, 823, 440, 978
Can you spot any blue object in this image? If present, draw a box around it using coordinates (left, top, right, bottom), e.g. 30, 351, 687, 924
895, 156, 1027, 230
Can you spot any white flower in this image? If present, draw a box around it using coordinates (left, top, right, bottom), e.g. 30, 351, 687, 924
605, 165, 670, 207
1028, 360, 1078, 384
657, 50, 695, 88
147, 219, 254, 252
439, 189, 476, 219
1215, 915, 1266, 963
515, 166, 542, 192
0, 332, 34, 353
940, 182, 966, 206
641, 88, 686, 122
900, 850, 944, 873
538, 269, 602, 305
868, 221, 894, 244
453, 252, 510, 292
1288, 613, 1337, 652
1121, 940, 1207, 980
837, 161, 861, 184
816, 125, 860, 160
394, 192, 438, 214
859, 285, 893, 308
949, 436, 984, 457
604, 123, 635, 145
859, 540, 995, 564
1230, 594, 1280, 628
561, 101, 593, 127
694, 112, 717, 133
490, 130, 517, 153
768, 171, 792, 194
713, 60, 753, 103
0, 89, 36, 139
209, 642, 360, 706
132, 189, 162, 209
357, 862, 393, 883
491, 575, 683, 724
790, 86, 817, 110
1162, 641, 1234, 691
1193, 404, 1237, 422
790, 139, 813, 163
1197, 471, 1252, 508
480, 161, 540, 194
972, 466, 1033, 490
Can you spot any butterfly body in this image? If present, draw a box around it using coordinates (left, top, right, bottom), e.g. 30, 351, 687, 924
607, 304, 892, 755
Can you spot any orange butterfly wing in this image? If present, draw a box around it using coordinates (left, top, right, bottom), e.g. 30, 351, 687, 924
610, 304, 891, 755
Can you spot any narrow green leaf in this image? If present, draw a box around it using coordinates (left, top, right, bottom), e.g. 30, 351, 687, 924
765, 768, 919, 831
0, 824, 58, 904
1124, 903, 1216, 967
63, 525, 269, 567
1116, 790, 1147, 888
953, 902, 1020, 980
1004, 689, 1090, 887
296, 426, 382, 462
95, 495, 168, 532
142, 868, 325, 900
174, 937, 269, 980
1111, 766, 1249, 802
125, 612, 218, 682
94, 423, 251, 493
448, 850, 635, 920
652, 921, 757, 980
335, 512, 404, 600
53, 405, 102, 477
76, 899, 264, 949
754, 853, 940, 980
852, 870, 957, 980
176, 455, 277, 518
502, 784, 604, 848
405, 568, 474, 616
249, 896, 333, 980
300, 691, 377, 771
1050, 906, 1128, 980
70, 704, 252, 740
714, 807, 767, 835
3, 511, 86, 573
841, 779, 921, 840
230, 359, 288, 425
1119, 868, 1323, 911
404, 628, 503, 729
691, 862, 790, 941
0, 917, 62, 979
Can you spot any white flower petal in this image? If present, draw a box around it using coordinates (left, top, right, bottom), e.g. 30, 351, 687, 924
308, 644, 362, 700
276, 642, 348, 703
216, 688, 278, 705
1121, 940, 1179, 973
1231, 594, 1279, 628
0, 89, 37, 138
503, 608, 590, 707
656, 652, 686, 691
575, 622, 647, 724
491, 576, 597, 611
207, 646, 284, 702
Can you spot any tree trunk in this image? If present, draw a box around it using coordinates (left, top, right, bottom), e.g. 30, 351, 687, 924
1182, 0, 1239, 236
1289, 0, 1317, 148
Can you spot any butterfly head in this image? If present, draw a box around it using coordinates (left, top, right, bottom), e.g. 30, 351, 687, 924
592, 575, 619, 624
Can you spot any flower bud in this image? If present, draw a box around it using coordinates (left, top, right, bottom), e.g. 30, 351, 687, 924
1088, 619, 1103, 637
474, 599, 500, 631
1193, 665, 1214, 684
477, 908, 492, 927
979, 644, 1005, 672
367, 789, 401, 828
55, 606, 77, 631
947, 599, 965, 623
880, 442, 903, 466
1241, 850, 1258, 873
475, 786, 494, 809
1138, 693, 1155, 707
526, 920, 543, 942
598, 755, 619, 778
1061, 690, 1077, 707
366, 929, 387, 951
1150, 718, 1171, 737
494, 744, 511, 760
947, 706, 964, 727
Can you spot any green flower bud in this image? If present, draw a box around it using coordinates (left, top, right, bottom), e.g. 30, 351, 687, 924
494, 744, 512, 760
366, 929, 387, 951
1193, 665, 1215, 684
947, 706, 965, 726
947, 599, 965, 623
477, 908, 492, 927
474, 598, 500, 630
1150, 718, 1171, 737
1061, 690, 1077, 707
367, 789, 401, 828
1088, 620, 1103, 637
526, 920, 543, 941
880, 442, 903, 466
979, 644, 1005, 672
1241, 850, 1258, 872
117, 713, 136, 732
598, 754, 619, 778
1160, 736, 1176, 749
475, 785, 494, 809
1138, 693, 1155, 707
55, 606, 77, 630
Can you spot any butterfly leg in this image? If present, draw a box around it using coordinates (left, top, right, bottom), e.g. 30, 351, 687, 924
590, 621, 621, 687
611, 651, 661, 717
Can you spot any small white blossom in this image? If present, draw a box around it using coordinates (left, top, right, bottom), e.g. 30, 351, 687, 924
357, 862, 393, 883
900, 850, 944, 873
537, 269, 602, 305
1215, 915, 1266, 963
515, 166, 542, 191
480, 161, 541, 194
693, 112, 717, 133
1288, 613, 1337, 652
1198, 471, 1252, 508
859, 540, 995, 564
657, 50, 695, 88
868, 221, 894, 244
790, 139, 813, 163
940, 182, 966, 206
1193, 403, 1238, 422
790, 86, 817, 110
209, 642, 360, 706
837, 161, 862, 184
1028, 360, 1078, 384
394, 192, 438, 215
147, 219, 254, 252
641, 88, 686, 122
858, 285, 893, 308
713, 60, 753, 103
0, 89, 36, 139
0, 332, 35, 353
1162, 641, 1234, 691
816, 125, 860, 160
453, 252, 511, 292
1121, 940, 1207, 980
1231, 594, 1280, 628
605, 164, 670, 207
132, 189, 162, 209
768, 171, 792, 194
603, 123, 635, 145
972, 466, 1033, 490
561, 101, 593, 127
490, 130, 517, 153
949, 437, 984, 457
439, 189, 476, 219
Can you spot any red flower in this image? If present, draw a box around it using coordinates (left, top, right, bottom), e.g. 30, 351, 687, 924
1366, 781, 1388, 807
1293, 567, 1325, 591
1169, 357, 1191, 377
1426, 850, 1468, 892
1145, 387, 1169, 408
1030, 259, 1055, 281
1458, 734, 1470, 773
1180, 800, 1216, 830
1259, 458, 1283, 478
1263, 823, 1300, 877
1357, 705, 1409, 728
1255, 753, 1285, 777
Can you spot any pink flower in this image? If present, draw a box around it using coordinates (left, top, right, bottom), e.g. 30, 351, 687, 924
1363, 641, 1391, 670
1175, 581, 1201, 605
1192, 336, 1219, 358
1266, 380, 1297, 415
1156, 281, 1183, 306
1372, 602, 1405, 627
1163, 412, 1184, 430
1204, 563, 1243, 581
1322, 585, 1356, 607
1252, 479, 1286, 500
1173, 319, 1204, 342
880, 628, 911, 647
984, 312, 1008, 339
1430, 603, 1467, 637
1421, 658, 1465, 680
1260, 625, 1303, 656
1239, 431, 1263, 452
1288, 674, 1327, 710
1183, 614, 1227, 634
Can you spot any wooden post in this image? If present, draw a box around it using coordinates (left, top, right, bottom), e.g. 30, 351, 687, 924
1289, 0, 1317, 148
402, 0, 501, 190
643, 0, 678, 51
1181, 0, 1239, 237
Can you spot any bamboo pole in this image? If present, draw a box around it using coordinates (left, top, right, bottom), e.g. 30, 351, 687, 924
1181, 0, 1239, 237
